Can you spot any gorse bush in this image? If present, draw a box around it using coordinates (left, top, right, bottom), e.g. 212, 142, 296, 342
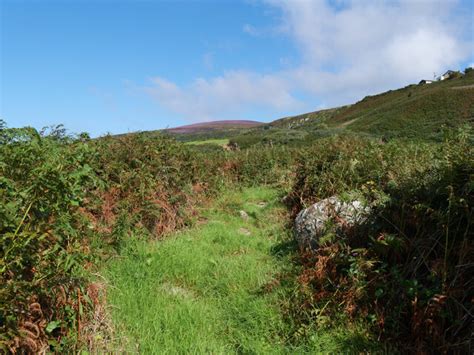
288, 128, 473, 352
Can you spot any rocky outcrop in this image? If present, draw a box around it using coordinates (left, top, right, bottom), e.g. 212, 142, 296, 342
294, 196, 371, 249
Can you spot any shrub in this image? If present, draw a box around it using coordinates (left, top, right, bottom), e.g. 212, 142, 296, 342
88, 133, 201, 245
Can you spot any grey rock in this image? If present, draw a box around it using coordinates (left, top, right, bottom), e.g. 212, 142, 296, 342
294, 196, 370, 249
239, 210, 249, 220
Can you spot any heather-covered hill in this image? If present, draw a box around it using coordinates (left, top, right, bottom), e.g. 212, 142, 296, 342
165, 120, 262, 134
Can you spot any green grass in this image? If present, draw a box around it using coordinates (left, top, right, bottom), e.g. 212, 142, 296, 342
104, 187, 377, 353
184, 138, 229, 146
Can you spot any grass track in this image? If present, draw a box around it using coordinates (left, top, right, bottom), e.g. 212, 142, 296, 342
104, 187, 376, 353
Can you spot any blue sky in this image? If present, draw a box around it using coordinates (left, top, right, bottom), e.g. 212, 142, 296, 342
1, 0, 473, 136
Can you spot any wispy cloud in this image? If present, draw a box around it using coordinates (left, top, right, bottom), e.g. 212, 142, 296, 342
242, 24, 261, 36
141, 0, 472, 121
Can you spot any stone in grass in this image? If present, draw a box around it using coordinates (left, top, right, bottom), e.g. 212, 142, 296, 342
294, 194, 371, 250
238, 227, 251, 236
161, 282, 194, 298
239, 210, 249, 220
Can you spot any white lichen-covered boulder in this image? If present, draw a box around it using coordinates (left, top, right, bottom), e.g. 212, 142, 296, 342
294, 196, 371, 249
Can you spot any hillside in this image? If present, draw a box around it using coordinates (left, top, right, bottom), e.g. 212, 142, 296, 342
268, 106, 347, 130
169, 71, 473, 147
163, 120, 262, 142
268, 72, 473, 138
328, 73, 474, 138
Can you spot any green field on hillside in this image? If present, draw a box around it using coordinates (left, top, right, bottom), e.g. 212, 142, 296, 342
184, 138, 229, 146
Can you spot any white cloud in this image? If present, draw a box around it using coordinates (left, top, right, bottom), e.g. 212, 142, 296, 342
142, 0, 472, 120
384, 29, 463, 77
269, 0, 470, 101
144, 71, 301, 121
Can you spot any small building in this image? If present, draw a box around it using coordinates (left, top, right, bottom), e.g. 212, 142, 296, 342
419, 79, 434, 85
439, 70, 457, 81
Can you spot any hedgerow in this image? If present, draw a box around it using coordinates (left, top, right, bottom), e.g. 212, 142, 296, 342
287, 127, 473, 352
0, 125, 100, 352
0, 124, 293, 352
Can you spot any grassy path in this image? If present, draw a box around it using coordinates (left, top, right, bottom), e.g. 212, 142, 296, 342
104, 187, 373, 353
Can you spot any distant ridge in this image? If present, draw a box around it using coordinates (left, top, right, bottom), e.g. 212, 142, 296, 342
166, 120, 262, 134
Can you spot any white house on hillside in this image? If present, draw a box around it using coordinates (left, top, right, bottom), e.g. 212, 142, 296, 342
439, 70, 457, 80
